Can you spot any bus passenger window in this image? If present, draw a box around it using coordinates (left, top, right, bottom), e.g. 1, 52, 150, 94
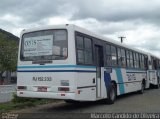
133, 52, 136, 68
77, 50, 84, 63
136, 53, 140, 68
129, 51, 133, 68
76, 36, 83, 49
76, 35, 93, 65
121, 49, 126, 67
106, 44, 111, 66
141, 55, 145, 69
117, 48, 122, 66
84, 38, 93, 64
126, 51, 130, 67
111, 46, 117, 66
76, 36, 84, 64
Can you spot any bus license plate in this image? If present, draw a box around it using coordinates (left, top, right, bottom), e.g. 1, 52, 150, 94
37, 87, 47, 92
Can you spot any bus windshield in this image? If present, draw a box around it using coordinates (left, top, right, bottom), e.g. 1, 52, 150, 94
20, 29, 67, 61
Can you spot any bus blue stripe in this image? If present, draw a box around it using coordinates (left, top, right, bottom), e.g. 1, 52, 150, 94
17, 70, 96, 73
115, 68, 125, 95
17, 65, 96, 69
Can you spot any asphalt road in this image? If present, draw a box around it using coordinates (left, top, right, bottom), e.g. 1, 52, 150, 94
11, 88, 160, 114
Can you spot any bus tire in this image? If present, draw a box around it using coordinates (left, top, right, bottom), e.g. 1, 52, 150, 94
155, 78, 160, 89
64, 100, 80, 104
106, 83, 116, 104
139, 81, 145, 94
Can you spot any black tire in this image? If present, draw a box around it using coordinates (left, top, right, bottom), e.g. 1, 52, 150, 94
64, 100, 80, 104
106, 83, 116, 104
139, 82, 145, 94
155, 78, 160, 89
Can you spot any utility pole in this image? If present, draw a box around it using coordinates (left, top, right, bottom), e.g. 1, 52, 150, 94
118, 36, 126, 43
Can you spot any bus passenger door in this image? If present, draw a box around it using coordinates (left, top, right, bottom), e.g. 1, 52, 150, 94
95, 45, 104, 98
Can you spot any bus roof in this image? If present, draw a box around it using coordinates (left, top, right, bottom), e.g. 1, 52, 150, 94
20, 24, 160, 59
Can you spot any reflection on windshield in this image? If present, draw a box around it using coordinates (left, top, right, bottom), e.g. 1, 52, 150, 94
20, 29, 67, 61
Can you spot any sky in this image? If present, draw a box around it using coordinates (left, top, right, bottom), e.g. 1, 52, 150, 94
0, 0, 160, 57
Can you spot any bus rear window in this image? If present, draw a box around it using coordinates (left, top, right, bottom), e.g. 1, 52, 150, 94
20, 29, 67, 61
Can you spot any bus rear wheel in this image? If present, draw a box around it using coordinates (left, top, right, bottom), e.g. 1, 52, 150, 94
156, 78, 160, 89
139, 81, 145, 94
106, 83, 116, 104
64, 100, 80, 104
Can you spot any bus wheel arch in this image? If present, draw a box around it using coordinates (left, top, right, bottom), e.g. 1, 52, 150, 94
111, 81, 117, 96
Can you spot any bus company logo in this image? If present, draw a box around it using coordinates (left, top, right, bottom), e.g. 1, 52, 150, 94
32, 76, 52, 81
127, 73, 136, 81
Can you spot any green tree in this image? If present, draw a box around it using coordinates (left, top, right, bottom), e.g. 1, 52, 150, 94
0, 33, 18, 82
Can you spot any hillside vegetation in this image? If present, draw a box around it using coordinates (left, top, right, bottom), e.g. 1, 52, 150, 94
0, 29, 19, 81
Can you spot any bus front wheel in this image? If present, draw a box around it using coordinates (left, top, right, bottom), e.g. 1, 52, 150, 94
106, 83, 116, 104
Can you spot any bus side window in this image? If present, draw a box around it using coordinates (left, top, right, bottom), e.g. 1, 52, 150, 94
111, 45, 117, 66
133, 52, 136, 68
151, 57, 156, 70
141, 55, 145, 69
117, 48, 126, 67
153, 59, 157, 70
106, 44, 111, 66
76, 36, 84, 64
139, 54, 143, 69
84, 37, 93, 64
136, 53, 140, 68
129, 51, 133, 68
144, 56, 148, 70
121, 49, 126, 67
76, 35, 93, 65
117, 48, 122, 66
126, 50, 130, 67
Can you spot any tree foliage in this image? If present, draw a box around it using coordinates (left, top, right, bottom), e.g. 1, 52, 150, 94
0, 31, 19, 80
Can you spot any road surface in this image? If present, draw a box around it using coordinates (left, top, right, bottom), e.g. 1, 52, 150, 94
7, 88, 160, 118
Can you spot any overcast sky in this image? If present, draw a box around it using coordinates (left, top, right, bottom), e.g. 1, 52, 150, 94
0, 0, 160, 57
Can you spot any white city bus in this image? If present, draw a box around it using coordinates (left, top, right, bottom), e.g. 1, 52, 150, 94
17, 24, 160, 104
